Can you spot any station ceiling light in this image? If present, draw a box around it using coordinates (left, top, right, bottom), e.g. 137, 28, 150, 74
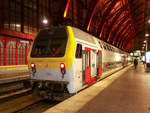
130, 53, 133, 56
148, 19, 150, 23
145, 33, 149, 37
16, 24, 21, 27
42, 18, 48, 24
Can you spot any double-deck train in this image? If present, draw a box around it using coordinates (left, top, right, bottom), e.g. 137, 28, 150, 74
28, 26, 132, 99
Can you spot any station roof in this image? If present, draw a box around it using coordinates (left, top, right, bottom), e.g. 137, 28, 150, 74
49, 0, 149, 52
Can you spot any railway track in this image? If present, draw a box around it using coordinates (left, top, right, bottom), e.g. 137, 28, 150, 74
0, 79, 31, 100
12, 100, 58, 113
0, 78, 59, 113
0, 93, 58, 113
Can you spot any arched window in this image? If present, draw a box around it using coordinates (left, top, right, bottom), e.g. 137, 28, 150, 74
6, 41, 16, 65
0, 41, 4, 66
18, 43, 25, 64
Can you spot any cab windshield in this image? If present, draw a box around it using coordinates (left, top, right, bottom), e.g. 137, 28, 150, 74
31, 27, 68, 57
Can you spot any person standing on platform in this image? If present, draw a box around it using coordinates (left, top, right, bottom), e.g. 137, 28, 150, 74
134, 59, 138, 69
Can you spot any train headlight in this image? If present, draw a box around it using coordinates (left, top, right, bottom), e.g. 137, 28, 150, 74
31, 63, 35, 68
31, 63, 36, 73
60, 63, 66, 76
60, 63, 65, 68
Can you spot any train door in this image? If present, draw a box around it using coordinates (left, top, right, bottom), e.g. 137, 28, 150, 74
85, 47, 91, 84
90, 50, 97, 83
98, 50, 102, 78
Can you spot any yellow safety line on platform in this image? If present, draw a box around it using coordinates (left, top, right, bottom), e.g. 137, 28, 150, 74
0, 65, 28, 68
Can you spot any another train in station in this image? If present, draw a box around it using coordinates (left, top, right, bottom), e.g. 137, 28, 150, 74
28, 26, 132, 100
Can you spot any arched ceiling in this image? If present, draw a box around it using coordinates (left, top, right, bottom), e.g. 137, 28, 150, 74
49, 0, 149, 52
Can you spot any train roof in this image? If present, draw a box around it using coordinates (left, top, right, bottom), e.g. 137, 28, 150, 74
71, 26, 128, 54
71, 27, 96, 45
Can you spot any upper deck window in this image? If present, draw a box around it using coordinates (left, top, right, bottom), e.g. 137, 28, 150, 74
98, 42, 103, 49
31, 27, 68, 57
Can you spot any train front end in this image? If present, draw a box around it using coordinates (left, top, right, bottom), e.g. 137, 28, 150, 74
28, 26, 76, 99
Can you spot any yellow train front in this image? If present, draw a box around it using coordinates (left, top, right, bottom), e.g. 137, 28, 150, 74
28, 26, 76, 99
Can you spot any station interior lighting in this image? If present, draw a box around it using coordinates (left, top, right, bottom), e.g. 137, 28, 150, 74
133, 50, 141, 57
144, 40, 147, 43
42, 18, 48, 24
145, 33, 149, 37
127, 57, 132, 61
130, 53, 133, 56
63, 0, 71, 18
136, 50, 140, 53
148, 19, 150, 23
16, 24, 21, 27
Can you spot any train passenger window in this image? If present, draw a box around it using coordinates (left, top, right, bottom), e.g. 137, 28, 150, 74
98, 52, 102, 66
109, 47, 111, 51
111, 47, 113, 51
109, 46, 112, 51
107, 46, 109, 51
104, 44, 107, 50
75, 44, 82, 58
112, 48, 114, 52
103, 45, 106, 50
109, 46, 111, 51
110, 47, 112, 51
99, 42, 103, 49
86, 51, 90, 67
107, 45, 110, 51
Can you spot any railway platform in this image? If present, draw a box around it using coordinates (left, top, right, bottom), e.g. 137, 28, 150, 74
0, 65, 29, 84
44, 63, 150, 113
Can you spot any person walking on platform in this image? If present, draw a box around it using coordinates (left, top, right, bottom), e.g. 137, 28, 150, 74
134, 59, 138, 69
